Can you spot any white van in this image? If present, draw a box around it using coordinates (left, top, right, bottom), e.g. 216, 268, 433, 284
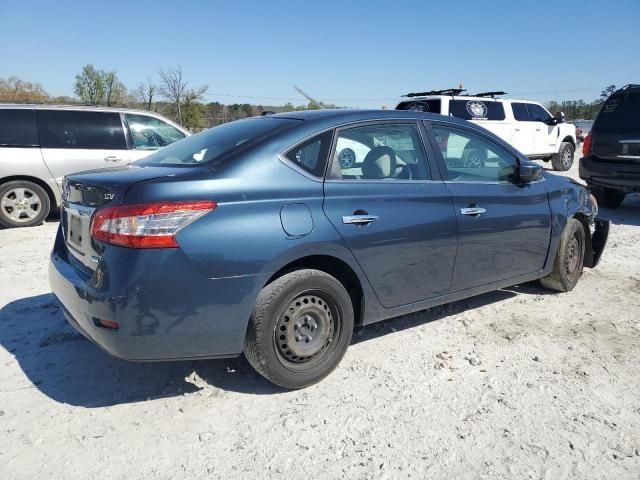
0, 105, 189, 227
396, 90, 576, 171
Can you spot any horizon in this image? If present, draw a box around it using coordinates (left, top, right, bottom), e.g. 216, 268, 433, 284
1, 0, 638, 108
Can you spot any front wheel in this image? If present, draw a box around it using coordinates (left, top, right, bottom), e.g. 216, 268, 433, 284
551, 142, 574, 171
244, 269, 354, 389
540, 218, 585, 292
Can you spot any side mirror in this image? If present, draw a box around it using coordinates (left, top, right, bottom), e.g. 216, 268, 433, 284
554, 111, 565, 123
519, 162, 542, 183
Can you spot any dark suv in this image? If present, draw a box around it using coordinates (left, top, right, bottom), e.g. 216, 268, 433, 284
580, 84, 640, 208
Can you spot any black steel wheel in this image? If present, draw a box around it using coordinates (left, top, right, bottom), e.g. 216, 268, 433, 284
244, 269, 354, 389
540, 218, 585, 292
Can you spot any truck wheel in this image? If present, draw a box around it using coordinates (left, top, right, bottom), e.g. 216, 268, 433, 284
0, 180, 51, 228
590, 185, 625, 209
540, 218, 585, 292
244, 269, 354, 389
551, 142, 574, 171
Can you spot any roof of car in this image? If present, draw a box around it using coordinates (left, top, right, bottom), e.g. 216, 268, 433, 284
397, 95, 540, 104
0, 103, 164, 115
268, 108, 463, 123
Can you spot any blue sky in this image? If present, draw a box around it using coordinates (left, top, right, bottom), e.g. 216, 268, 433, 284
1, 0, 638, 108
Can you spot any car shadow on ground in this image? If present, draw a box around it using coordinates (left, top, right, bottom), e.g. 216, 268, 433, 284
0, 285, 530, 406
598, 193, 640, 227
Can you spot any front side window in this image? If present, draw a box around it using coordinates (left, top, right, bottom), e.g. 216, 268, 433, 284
0, 109, 38, 147
511, 103, 530, 121
126, 114, 186, 150
527, 104, 552, 123
285, 131, 332, 177
432, 125, 518, 182
329, 123, 430, 180
36, 110, 126, 149
449, 100, 506, 121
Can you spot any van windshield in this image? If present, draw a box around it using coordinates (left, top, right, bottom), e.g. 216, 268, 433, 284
136, 117, 291, 166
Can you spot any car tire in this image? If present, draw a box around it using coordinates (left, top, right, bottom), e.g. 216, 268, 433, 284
244, 269, 354, 389
540, 218, 585, 292
0, 180, 51, 228
551, 142, 574, 171
589, 185, 625, 209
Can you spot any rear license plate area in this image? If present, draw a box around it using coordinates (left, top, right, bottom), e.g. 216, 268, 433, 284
67, 212, 84, 251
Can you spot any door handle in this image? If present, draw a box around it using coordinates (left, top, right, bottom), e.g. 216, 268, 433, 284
535, 128, 541, 132
515, 128, 521, 131
104, 156, 123, 162
460, 207, 486, 216
342, 214, 379, 225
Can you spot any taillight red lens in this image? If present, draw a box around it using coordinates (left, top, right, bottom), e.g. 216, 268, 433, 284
91, 201, 216, 248
582, 131, 593, 156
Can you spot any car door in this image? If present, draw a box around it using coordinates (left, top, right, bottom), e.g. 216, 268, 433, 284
528, 103, 557, 155
428, 122, 552, 292
124, 113, 188, 162
323, 121, 458, 308
510, 102, 535, 155
37, 110, 129, 191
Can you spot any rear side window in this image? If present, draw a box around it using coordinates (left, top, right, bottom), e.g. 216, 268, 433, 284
0, 109, 38, 147
137, 117, 289, 166
285, 131, 332, 177
449, 100, 506, 120
36, 110, 126, 149
511, 103, 530, 121
596, 91, 640, 130
395, 99, 441, 114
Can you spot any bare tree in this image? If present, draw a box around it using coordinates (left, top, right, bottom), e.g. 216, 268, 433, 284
103, 71, 126, 107
158, 66, 188, 124
136, 77, 157, 111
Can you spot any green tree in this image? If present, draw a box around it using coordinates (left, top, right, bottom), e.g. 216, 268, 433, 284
74, 64, 106, 105
600, 85, 617, 100
103, 71, 126, 107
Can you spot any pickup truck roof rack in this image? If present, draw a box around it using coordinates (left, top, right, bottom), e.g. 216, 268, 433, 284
403, 88, 466, 98
473, 91, 507, 98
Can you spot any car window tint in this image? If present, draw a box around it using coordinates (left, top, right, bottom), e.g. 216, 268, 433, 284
137, 117, 289, 166
395, 99, 441, 114
37, 110, 126, 149
511, 103, 530, 121
449, 100, 506, 120
0, 109, 38, 147
285, 131, 332, 177
527, 104, 552, 123
595, 91, 640, 130
432, 125, 518, 183
329, 123, 430, 180
126, 114, 186, 150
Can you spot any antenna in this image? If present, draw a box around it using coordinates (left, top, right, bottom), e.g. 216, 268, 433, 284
293, 85, 325, 109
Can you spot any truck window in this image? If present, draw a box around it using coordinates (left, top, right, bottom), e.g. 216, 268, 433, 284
511, 103, 530, 121
449, 100, 506, 121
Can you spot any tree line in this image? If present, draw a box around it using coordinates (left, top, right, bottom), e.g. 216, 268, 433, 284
0, 69, 620, 130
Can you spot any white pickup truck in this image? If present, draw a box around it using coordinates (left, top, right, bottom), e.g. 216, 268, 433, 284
396, 90, 577, 171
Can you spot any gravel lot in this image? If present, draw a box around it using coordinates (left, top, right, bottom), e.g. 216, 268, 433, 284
1, 156, 639, 479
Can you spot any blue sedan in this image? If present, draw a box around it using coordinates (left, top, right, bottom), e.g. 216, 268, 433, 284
49, 109, 609, 389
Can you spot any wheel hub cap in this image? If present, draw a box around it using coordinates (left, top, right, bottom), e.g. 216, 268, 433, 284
275, 294, 334, 363
1, 188, 41, 222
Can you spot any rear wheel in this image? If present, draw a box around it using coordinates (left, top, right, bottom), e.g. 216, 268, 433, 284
589, 185, 625, 208
540, 218, 585, 292
0, 181, 50, 228
551, 142, 574, 171
244, 269, 354, 389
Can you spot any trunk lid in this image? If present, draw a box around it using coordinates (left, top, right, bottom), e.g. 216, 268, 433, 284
62, 165, 203, 273
592, 88, 640, 162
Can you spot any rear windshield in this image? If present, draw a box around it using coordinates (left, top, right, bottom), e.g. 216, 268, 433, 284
136, 117, 290, 166
595, 90, 640, 131
395, 99, 441, 114
449, 100, 506, 121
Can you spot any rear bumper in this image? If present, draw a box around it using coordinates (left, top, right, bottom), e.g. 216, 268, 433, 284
579, 156, 640, 192
48, 226, 268, 361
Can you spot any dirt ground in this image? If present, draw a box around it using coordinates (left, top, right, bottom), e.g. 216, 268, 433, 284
1, 155, 639, 480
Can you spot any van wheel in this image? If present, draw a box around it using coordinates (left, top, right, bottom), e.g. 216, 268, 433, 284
589, 185, 625, 208
244, 269, 354, 389
540, 219, 585, 292
551, 142, 574, 171
0, 181, 50, 228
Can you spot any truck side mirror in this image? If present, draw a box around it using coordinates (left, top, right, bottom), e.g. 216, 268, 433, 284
554, 111, 565, 123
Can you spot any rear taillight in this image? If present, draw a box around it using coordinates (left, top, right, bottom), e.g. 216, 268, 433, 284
90, 201, 216, 248
582, 131, 593, 156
